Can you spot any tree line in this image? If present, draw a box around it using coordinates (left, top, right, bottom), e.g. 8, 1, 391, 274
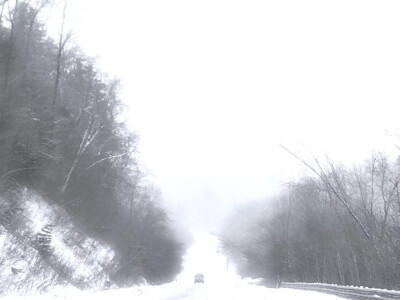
0, 0, 182, 286
222, 151, 400, 290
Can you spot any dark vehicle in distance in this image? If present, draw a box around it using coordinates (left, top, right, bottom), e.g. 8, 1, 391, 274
194, 273, 204, 283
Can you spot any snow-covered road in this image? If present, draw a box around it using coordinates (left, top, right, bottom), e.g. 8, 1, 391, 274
5, 231, 343, 299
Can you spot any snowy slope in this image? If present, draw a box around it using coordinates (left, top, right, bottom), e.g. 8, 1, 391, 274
0, 189, 114, 295
4, 230, 344, 299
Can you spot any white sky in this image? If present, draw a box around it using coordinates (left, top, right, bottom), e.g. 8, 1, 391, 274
47, 0, 400, 228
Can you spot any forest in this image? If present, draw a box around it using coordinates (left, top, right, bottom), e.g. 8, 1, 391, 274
222, 150, 400, 290
0, 0, 183, 291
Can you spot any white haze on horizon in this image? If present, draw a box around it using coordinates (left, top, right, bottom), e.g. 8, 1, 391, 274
44, 0, 400, 229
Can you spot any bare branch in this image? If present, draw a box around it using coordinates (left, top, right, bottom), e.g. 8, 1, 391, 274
280, 144, 372, 241
85, 153, 127, 171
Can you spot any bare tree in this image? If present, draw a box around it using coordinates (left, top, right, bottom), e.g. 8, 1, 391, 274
53, 0, 71, 107
280, 144, 372, 241
2, 0, 18, 92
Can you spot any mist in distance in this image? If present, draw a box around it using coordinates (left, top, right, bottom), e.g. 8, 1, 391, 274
51, 0, 400, 229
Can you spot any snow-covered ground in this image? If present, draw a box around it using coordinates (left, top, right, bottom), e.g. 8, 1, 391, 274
0, 190, 113, 294
4, 231, 343, 299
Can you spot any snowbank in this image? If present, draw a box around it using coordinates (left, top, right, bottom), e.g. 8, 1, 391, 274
0, 189, 115, 296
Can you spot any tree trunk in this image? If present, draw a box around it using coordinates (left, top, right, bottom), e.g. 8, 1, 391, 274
3, 0, 18, 93
322, 255, 327, 283
53, 0, 69, 107
336, 251, 345, 285
351, 247, 361, 286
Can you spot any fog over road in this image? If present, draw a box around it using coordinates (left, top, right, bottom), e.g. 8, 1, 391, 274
146, 231, 342, 300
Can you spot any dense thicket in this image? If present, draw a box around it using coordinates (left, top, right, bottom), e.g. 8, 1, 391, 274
0, 0, 182, 286
222, 152, 400, 290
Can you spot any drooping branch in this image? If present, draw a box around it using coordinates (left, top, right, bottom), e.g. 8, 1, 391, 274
280, 144, 372, 241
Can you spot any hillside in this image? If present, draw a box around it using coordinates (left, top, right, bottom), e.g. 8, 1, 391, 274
0, 1, 183, 295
